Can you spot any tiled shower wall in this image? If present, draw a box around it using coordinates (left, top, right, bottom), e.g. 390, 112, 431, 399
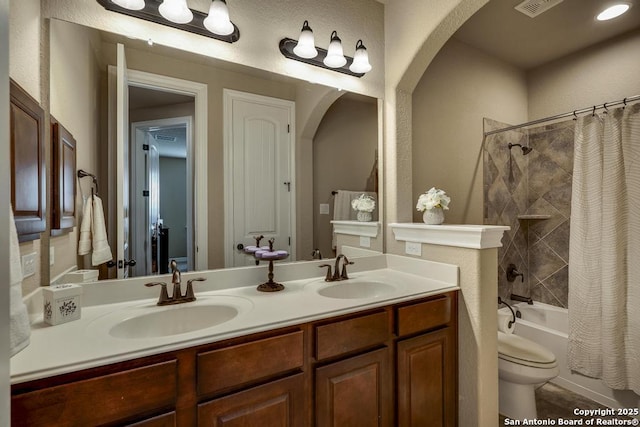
483, 118, 574, 308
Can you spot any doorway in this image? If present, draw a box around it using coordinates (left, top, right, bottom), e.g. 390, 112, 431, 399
131, 114, 193, 276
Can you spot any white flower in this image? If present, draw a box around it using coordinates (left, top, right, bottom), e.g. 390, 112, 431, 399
416, 187, 450, 212
351, 194, 376, 213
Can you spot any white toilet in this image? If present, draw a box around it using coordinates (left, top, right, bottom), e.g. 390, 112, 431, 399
498, 331, 559, 419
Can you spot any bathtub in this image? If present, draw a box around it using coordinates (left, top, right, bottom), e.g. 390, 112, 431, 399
500, 301, 640, 409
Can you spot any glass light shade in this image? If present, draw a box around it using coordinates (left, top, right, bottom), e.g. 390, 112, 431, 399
596, 3, 630, 20
158, 0, 193, 24
293, 21, 318, 59
323, 31, 347, 68
203, 0, 234, 36
349, 40, 372, 74
111, 0, 145, 10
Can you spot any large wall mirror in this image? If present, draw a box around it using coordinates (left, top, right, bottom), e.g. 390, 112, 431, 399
49, 18, 381, 280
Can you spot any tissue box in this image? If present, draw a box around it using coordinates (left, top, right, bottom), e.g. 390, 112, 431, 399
43, 284, 83, 325
62, 269, 99, 283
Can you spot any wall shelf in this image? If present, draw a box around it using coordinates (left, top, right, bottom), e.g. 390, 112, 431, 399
516, 215, 551, 221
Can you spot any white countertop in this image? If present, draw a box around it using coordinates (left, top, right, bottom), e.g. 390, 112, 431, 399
11, 254, 459, 384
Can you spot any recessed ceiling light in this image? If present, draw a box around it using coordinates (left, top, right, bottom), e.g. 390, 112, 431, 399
596, 3, 630, 21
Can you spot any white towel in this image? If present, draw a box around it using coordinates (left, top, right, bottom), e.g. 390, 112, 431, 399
77, 196, 92, 255
9, 205, 30, 357
90, 196, 113, 266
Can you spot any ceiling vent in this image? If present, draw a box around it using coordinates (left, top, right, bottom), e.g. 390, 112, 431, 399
514, 0, 564, 18
154, 134, 177, 142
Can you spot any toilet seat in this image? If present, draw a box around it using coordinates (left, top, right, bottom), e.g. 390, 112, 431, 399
498, 332, 558, 369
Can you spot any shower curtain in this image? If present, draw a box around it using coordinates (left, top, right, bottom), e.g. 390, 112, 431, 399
568, 103, 640, 394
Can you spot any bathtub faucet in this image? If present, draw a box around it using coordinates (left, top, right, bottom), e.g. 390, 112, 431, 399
511, 293, 534, 305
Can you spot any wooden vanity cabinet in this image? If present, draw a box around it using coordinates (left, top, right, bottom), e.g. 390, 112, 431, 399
9, 79, 46, 241
11, 291, 458, 426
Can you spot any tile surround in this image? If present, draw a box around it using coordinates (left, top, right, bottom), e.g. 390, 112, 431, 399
484, 118, 574, 308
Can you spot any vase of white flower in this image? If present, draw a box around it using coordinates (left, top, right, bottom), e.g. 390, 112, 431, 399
351, 194, 376, 222
416, 187, 450, 225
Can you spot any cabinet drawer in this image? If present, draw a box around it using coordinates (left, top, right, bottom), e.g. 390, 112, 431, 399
396, 294, 452, 337
12, 360, 178, 426
197, 330, 304, 397
315, 311, 389, 361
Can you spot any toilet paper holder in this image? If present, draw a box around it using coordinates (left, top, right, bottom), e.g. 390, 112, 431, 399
498, 296, 521, 328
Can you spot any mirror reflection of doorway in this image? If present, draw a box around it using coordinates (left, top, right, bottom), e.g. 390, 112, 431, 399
129, 86, 194, 277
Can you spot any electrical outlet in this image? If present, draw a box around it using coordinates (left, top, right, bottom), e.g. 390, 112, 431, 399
50, 247, 55, 265
359, 236, 371, 248
22, 252, 37, 277
405, 241, 422, 257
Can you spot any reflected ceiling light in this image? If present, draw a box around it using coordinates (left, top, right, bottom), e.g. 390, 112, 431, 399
111, 0, 145, 10
292, 21, 318, 59
97, 0, 240, 43
279, 22, 371, 77
203, 0, 234, 36
159, 0, 193, 24
349, 40, 372, 74
596, 3, 630, 20
323, 31, 347, 68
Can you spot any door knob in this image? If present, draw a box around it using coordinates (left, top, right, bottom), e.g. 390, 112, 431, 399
118, 259, 137, 268
237, 243, 244, 250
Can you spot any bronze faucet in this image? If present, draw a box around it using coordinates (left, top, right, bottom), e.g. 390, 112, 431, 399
319, 254, 354, 282
145, 259, 206, 306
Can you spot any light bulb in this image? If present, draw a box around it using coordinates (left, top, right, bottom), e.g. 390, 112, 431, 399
596, 3, 630, 20
349, 40, 372, 74
293, 21, 318, 59
203, 0, 234, 36
323, 31, 346, 68
158, 0, 193, 24
111, 0, 145, 10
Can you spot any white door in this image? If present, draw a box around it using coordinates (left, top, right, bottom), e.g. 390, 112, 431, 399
116, 43, 133, 278
225, 90, 295, 267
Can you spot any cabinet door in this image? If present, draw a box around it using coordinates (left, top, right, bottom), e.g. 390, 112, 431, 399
197, 374, 305, 427
10, 79, 46, 240
316, 348, 390, 427
51, 118, 76, 231
396, 328, 457, 427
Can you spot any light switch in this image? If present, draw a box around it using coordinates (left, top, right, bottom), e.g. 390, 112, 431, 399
22, 252, 37, 277
319, 203, 330, 215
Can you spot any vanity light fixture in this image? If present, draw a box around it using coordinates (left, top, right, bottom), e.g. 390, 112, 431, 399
98, 0, 240, 43
111, 0, 145, 10
203, 0, 234, 36
158, 0, 193, 24
323, 31, 347, 68
349, 40, 372, 74
279, 21, 372, 78
292, 21, 318, 59
596, 3, 631, 20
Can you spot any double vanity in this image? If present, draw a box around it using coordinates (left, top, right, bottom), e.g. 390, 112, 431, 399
11, 253, 459, 426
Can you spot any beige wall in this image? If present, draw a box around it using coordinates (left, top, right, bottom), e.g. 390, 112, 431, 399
49, 19, 104, 282
1, 0, 9, 416
528, 28, 640, 120
313, 96, 378, 257
412, 38, 528, 225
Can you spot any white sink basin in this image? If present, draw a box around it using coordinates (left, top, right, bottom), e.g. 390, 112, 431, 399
316, 281, 396, 299
87, 295, 253, 340
109, 304, 238, 339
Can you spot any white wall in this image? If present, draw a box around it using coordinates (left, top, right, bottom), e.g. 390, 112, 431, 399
412, 38, 528, 225
528, 28, 640, 120
1, 0, 10, 421
9, 0, 40, 101
46, 0, 384, 99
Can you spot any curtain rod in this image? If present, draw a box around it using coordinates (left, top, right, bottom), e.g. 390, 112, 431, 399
484, 94, 640, 137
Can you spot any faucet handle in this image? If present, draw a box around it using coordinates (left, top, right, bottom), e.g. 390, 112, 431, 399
145, 282, 170, 305
319, 264, 333, 281
340, 259, 355, 280
184, 277, 207, 301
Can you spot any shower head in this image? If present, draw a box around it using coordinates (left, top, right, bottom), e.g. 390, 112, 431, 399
508, 143, 533, 155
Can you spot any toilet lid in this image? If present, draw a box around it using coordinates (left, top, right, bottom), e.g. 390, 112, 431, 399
498, 332, 557, 366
